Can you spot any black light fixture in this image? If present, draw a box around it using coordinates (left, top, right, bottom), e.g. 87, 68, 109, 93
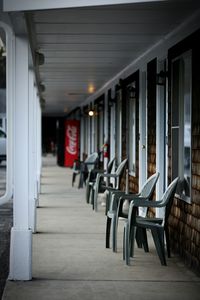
156, 70, 168, 86
128, 84, 137, 99
35, 51, 45, 66
39, 83, 45, 92
40, 98, 45, 109
116, 78, 124, 89
108, 97, 116, 107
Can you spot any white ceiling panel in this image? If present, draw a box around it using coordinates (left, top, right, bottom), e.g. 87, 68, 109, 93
22, 1, 200, 115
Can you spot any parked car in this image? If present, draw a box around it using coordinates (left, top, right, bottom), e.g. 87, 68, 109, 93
0, 127, 6, 163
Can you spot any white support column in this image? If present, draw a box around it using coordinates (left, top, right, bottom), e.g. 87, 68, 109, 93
80, 109, 84, 161
36, 96, 42, 199
28, 70, 37, 233
91, 104, 95, 153
139, 70, 147, 190
34, 87, 39, 203
9, 36, 32, 280
110, 103, 116, 161
156, 59, 166, 218
104, 91, 109, 170
87, 115, 90, 155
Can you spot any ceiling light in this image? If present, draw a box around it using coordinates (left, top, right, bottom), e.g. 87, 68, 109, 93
88, 110, 94, 116
88, 85, 95, 94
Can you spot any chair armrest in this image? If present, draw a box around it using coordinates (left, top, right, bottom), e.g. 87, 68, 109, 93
108, 191, 129, 212
98, 173, 118, 179
117, 194, 147, 218
126, 199, 164, 227
84, 161, 98, 165
129, 198, 163, 208
87, 168, 105, 182
92, 168, 105, 173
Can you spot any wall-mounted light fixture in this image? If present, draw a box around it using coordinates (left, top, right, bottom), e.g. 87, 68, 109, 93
128, 84, 137, 99
156, 70, 168, 86
39, 83, 45, 92
40, 98, 46, 109
88, 110, 94, 116
108, 97, 116, 107
35, 51, 45, 66
116, 78, 124, 90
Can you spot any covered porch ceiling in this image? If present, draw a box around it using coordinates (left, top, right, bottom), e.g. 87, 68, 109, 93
4, 0, 200, 115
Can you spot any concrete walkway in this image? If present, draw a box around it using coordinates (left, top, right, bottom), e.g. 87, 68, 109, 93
2, 156, 200, 300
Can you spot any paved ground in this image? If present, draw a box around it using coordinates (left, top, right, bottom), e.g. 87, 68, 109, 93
2, 156, 200, 299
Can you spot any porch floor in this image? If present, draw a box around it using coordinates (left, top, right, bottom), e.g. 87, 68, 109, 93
2, 155, 200, 300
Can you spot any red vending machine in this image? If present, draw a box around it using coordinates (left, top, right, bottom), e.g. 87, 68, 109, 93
64, 120, 80, 167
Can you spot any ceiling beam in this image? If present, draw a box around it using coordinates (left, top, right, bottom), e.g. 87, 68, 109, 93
3, 0, 166, 12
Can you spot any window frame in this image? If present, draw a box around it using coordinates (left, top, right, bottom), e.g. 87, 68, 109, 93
171, 50, 192, 203
127, 83, 137, 176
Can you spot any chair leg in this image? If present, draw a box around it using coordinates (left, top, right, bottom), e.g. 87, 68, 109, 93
83, 171, 88, 186
91, 189, 95, 210
93, 188, 98, 212
135, 227, 143, 248
151, 228, 166, 266
78, 172, 84, 188
123, 222, 130, 265
106, 217, 111, 248
111, 213, 117, 252
86, 183, 90, 203
105, 192, 109, 216
165, 226, 171, 258
137, 227, 149, 253
130, 225, 137, 258
72, 173, 76, 186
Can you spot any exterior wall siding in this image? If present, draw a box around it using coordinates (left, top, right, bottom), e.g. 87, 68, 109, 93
168, 30, 200, 275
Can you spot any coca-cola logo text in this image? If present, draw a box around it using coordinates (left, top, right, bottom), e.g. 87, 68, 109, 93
66, 125, 77, 155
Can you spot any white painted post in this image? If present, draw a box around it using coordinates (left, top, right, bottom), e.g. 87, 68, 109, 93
91, 104, 95, 153
28, 69, 37, 233
138, 70, 147, 217
104, 91, 109, 171
139, 70, 147, 189
110, 103, 116, 162
36, 96, 42, 200
80, 109, 84, 161
156, 59, 166, 218
9, 36, 32, 280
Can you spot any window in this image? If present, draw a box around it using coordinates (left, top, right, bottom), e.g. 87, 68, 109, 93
171, 50, 192, 203
127, 83, 137, 175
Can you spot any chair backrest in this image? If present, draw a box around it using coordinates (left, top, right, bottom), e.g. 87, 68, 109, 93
140, 172, 160, 199
107, 157, 115, 174
85, 152, 99, 171
115, 158, 128, 189
85, 152, 98, 163
138, 172, 159, 217
161, 177, 179, 224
